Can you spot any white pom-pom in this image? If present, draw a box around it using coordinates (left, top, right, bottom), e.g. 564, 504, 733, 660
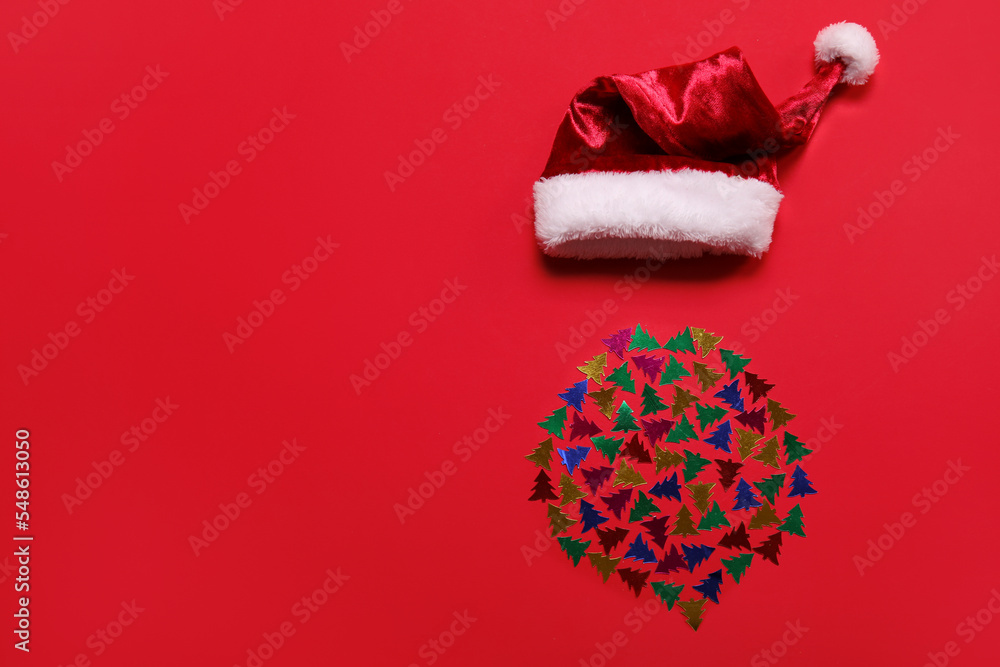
814, 22, 880, 85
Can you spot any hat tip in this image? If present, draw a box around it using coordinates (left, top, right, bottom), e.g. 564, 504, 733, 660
814, 21, 880, 85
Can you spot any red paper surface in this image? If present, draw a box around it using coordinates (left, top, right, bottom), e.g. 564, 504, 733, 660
2, 0, 999, 665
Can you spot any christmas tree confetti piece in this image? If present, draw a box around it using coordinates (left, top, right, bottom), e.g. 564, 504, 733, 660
744, 372, 774, 404
753, 532, 783, 565
602, 328, 633, 360
595, 526, 630, 555
670, 505, 699, 537
670, 386, 699, 417
538, 406, 568, 439
690, 327, 724, 357
660, 355, 691, 385
682, 543, 716, 571
679, 599, 707, 630
612, 401, 641, 434
526, 438, 554, 470
529, 469, 558, 502
624, 533, 659, 564
715, 379, 744, 412
754, 474, 787, 504
778, 504, 807, 537
748, 501, 782, 530
686, 482, 715, 515
722, 553, 754, 583
606, 362, 636, 393
681, 450, 711, 482
649, 472, 682, 501
547, 503, 575, 536
641, 417, 674, 447
752, 436, 781, 469
639, 384, 668, 416
715, 459, 743, 491
613, 462, 646, 488
735, 407, 766, 433
782, 433, 813, 465
641, 515, 671, 549
578, 354, 607, 384
656, 544, 688, 574
666, 414, 697, 444
558, 536, 591, 566
591, 435, 624, 465
767, 398, 795, 429
558, 379, 589, 411
557, 445, 591, 475
628, 324, 661, 351
719, 349, 750, 379
651, 581, 684, 609
588, 386, 618, 419
695, 403, 727, 432
622, 434, 652, 464
664, 327, 696, 354
579, 499, 610, 533
693, 570, 724, 603
697, 502, 731, 531
732, 478, 763, 511
627, 490, 660, 523
569, 411, 602, 441
735, 428, 764, 460
704, 421, 733, 453
559, 473, 587, 506
618, 567, 651, 597
788, 466, 817, 498
588, 552, 622, 581
633, 354, 665, 384
599, 488, 633, 520
718, 523, 753, 552
654, 446, 684, 474
580, 465, 615, 495
692, 362, 725, 392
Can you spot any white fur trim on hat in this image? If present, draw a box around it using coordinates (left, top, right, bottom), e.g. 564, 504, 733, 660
533, 169, 783, 260
814, 22, 880, 85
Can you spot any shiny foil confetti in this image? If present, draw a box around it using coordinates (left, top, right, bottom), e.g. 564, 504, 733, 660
526, 325, 818, 630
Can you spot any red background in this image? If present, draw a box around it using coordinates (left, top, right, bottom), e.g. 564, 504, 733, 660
2, 0, 999, 665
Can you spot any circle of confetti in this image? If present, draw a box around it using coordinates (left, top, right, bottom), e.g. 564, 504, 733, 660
526, 325, 817, 630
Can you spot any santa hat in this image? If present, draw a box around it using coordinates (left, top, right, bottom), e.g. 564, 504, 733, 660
533, 22, 880, 260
